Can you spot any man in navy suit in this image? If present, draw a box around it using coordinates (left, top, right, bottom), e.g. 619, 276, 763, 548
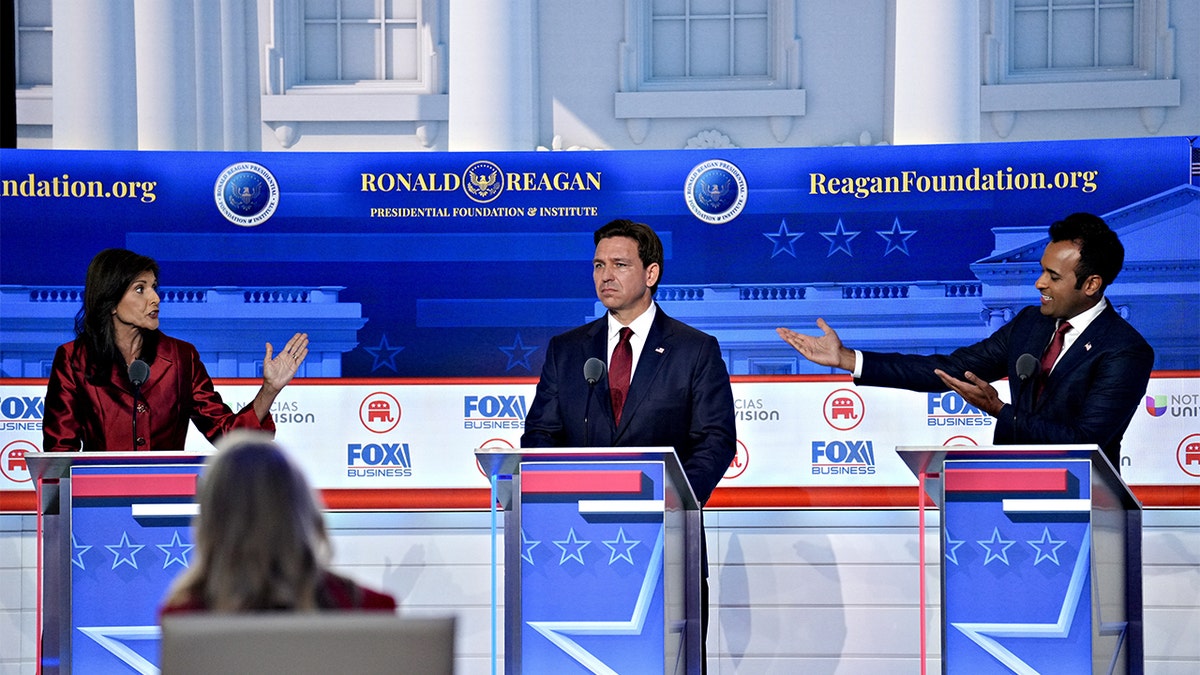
522, 219, 737, 668
777, 212, 1153, 471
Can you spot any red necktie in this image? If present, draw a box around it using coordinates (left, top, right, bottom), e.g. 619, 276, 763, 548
1036, 321, 1071, 400
610, 327, 633, 425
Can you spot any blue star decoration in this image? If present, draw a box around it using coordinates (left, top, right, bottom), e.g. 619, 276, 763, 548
105, 531, 145, 570
819, 218, 860, 257
499, 332, 539, 372
977, 527, 1016, 566
944, 531, 966, 565
553, 528, 591, 565
762, 219, 804, 258
71, 533, 92, 570
521, 529, 541, 565
157, 530, 194, 569
363, 334, 404, 373
875, 217, 917, 256
602, 527, 641, 565
951, 529, 1120, 673
1026, 527, 1067, 566
528, 528, 666, 673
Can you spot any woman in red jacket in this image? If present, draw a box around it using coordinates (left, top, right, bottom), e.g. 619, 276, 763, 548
42, 248, 308, 451
161, 431, 397, 613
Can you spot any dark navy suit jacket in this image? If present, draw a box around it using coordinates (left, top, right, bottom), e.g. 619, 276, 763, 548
521, 308, 737, 508
857, 303, 1154, 469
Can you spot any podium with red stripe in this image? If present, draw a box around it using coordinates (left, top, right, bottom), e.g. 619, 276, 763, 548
27, 451, 209, 674
899, 445, 1143, 674
475, 446, 703, 675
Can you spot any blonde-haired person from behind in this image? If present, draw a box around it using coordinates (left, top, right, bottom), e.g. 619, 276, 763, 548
161, 431, 396, 613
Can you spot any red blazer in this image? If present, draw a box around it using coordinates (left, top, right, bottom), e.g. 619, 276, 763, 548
159, 572, 398, 614
43, 333, 274, 452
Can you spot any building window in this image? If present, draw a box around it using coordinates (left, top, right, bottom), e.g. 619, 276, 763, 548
15, 0, 53, 86
298, 0, 429, 87
637, 0, 791, 91
1004, 0, 1149, 82
649, 0, 769, 81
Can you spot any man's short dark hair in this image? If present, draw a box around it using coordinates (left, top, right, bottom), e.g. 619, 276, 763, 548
1048, 212, 1124, 292
594, 219, 664, 294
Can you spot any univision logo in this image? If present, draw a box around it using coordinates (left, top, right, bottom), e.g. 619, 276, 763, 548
1145, 393, 1200, 418
1145, 395, 1168, 417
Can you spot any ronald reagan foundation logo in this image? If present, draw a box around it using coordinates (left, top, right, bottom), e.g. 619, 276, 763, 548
684, 159, 747, 224
214, 162, 279, 227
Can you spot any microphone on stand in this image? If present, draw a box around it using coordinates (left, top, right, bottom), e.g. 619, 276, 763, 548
129, 359, 150, 450
583, 358, 606, 446
1013, 353, 1040, 443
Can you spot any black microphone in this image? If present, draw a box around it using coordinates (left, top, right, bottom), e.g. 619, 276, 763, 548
129, 360, 149, 449
1013, 353, 1041, 442
1015, 353, 1040, 382
584, 357, 606, 386
583, 358, 606, 445
129, 359, 150, 387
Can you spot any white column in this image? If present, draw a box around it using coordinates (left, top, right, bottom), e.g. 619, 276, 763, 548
134, 0, 198, 149
888, 0, 980, 144
51, 0, 138, 149
194, 2, 223, 150
448, 0, 537, 150
219, 0, 261, 151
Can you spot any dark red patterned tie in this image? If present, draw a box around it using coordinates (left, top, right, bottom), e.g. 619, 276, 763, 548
1036, 321, 1071, 401
610, 327, 633, 425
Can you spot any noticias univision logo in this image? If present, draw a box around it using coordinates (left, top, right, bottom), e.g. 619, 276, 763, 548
1144, 395, 1168, 417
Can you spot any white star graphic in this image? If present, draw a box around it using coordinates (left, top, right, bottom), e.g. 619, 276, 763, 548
944, 531, 966, 565
1026, 527, 1067, 566
105, 531, 145, 570
953, 529, 1125, 673
977, 527, 1015, 566
602, 527, 641, 565
521, 528, 541, 565
77, 625, 161, 674
71, 533, 92, 570
156, 530, 194, 569
529, 528, 667, 674
553, 527, 591, 565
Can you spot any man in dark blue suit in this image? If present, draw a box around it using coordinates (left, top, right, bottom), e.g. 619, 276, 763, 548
777, 212, 1153, 471
522, 219, 737, 668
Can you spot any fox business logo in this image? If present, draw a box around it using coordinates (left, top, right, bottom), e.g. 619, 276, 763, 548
0, 395, 44, 432
347, 442, 413, 478
927, 392, 992, 427
464, 395, 528, 430
812, 440, 876, 475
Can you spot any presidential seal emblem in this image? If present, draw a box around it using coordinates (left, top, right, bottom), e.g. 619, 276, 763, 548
214, 162, 279, 227
463, 161, 505, 204
684, 159, 747, 224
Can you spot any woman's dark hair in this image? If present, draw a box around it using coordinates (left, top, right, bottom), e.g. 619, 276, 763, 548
74, 248, 160, 380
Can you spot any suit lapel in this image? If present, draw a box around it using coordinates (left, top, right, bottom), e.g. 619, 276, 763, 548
1039, 305, 1112, 404
585, 319, 616, 424
613, 310, 673, 439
